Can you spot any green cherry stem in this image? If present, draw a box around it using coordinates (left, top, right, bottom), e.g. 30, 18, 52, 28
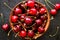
49, 26, 59, 37
45, 0, 54, 20
4, 2, 12, 10
37, 0, 40, 2
30, 38, 32, 40
31, 23, 36, 27
18, 21, 27, 31
50, 16, 54, 20
45, 0, 52, 9
8, 29, 13, 36
15, 32, 19, 38
47, 0, 55, 6
0, 13, 4, 23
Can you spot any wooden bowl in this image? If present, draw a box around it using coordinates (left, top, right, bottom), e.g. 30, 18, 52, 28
9, 1, 50, 40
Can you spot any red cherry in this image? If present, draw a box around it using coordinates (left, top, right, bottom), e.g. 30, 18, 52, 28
19, 30, 26, 37
28, 30, 34, 37
35, 19, 42, 26
39, 8, 46, 15
13, 25, 21, 32
50, 9, 57, 15
15, 8, 22, 15
55, 4, 60, 10
20, 14, 26, 20
29, 8, 37, 16
27, 1, 35, 8
40, 16, 47, 21
2, 24, 9, 31
11, 16, 18, 23
38, 27, 44, 33
25, 17, 32, 25
35, 4, 40, 10
33, 26, 37, 30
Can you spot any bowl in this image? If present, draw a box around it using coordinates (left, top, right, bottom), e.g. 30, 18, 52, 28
9, 1, 50, 40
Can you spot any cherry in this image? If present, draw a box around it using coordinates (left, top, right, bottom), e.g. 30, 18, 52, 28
29, 8, 37, 16
27, 0, 35, 8
28, 30, 34, 37
35, 4, 40, 10
2, 24, 9, 31
55, 4, 60, 10
15, 8, 22, 15
20, 14, 26, 19
11, 16, 18, 23
19, 30, 26, 37
40, 16, 47, 21
33, 26, 37, 31
38, 27, 44, 33
39, 8, 46, 15
50, 9, 57, 15
25, 17, 32, 25
35, 19, 42, 26
13, 25, 21, 32
20, 14, 26, 22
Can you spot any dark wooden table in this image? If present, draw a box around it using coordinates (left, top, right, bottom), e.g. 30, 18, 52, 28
0, 0, 60, 40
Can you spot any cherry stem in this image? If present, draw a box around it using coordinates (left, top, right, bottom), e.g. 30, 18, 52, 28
42, 20, 46, 27
30, 23, 36, 27
4, 2, 12, 10
0, 13, 4, 23
37, 0, 40, 2
22, 24, 27, 31
46, 0, 55, 6
15, 32, 19, 38
49, 26, 59, 37
18, 21, 27, 31
8, 29, 12, 36
45, 0, 52, 9
50, 16, 54, 20
30, 38, 32, 40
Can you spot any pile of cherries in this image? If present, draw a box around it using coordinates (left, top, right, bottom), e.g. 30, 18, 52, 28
2, 0, 48, 39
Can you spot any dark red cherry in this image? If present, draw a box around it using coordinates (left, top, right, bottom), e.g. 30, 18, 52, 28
35, 19, 42, 26
20, 14, 26, 22
39, 8, 46, 15
11, 16, 18, 23
38, 27, 44, 33
32, 26, 37, 30
50, 9, 57, 15
29, 8, 37, 16
28, 30, 34, 37
13, 25, 21, 32
35, 4, 40, 10
20, 14, 26, 19
15, 8, 22, 15
27, 0, 35, 8
55, 4, 60, 10
2, 24, 9, 31
25, 17, 32, 25
19, 30, 26, 37
40, 16, 47, 21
